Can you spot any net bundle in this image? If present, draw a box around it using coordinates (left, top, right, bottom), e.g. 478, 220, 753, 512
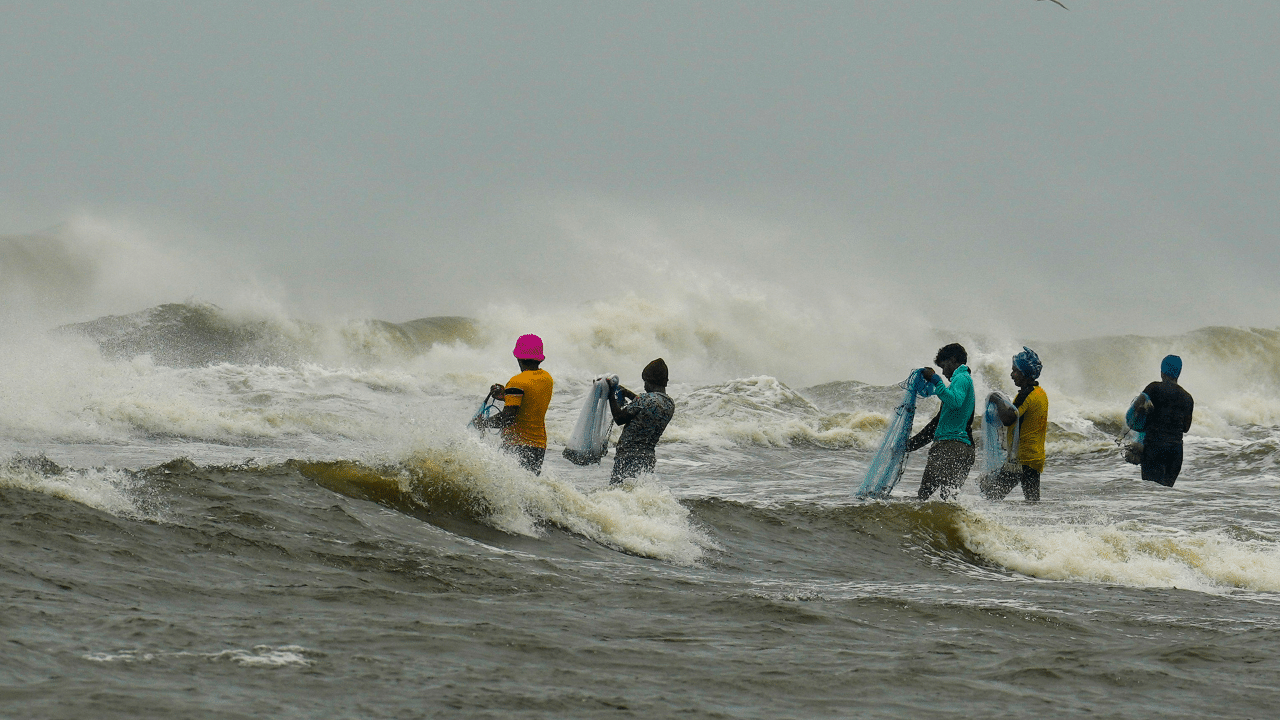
856, 369, 936, 499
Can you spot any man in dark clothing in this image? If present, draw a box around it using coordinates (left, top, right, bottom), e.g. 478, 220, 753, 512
607, 358, 676, 485
1133, 354, 1194, 487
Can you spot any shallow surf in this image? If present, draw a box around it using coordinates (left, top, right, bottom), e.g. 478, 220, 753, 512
3, 303, 1280, 718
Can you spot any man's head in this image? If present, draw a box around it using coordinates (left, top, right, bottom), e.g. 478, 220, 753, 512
1160, 354, 1182, 383
513, 334, 544, 370
1011, 346, 1042, 388
641, 358, 668, 392
934, 343, 967, 378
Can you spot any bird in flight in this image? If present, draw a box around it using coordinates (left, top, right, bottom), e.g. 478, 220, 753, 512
1038, 0, 1068, 8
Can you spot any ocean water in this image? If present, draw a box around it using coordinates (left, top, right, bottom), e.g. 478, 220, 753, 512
3, 298, 1280, 719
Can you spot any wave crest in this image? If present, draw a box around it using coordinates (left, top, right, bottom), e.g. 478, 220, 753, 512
291, 444, 710, 564
59, 302, 479, 368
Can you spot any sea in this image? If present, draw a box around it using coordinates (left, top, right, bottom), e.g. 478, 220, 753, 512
3, 294, 1280, 718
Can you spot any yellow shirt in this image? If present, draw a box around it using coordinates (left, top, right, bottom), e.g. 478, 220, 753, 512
1007, 385, 1048, 473
501, 369, 554, 449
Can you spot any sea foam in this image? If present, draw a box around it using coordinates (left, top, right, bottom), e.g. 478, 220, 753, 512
957, 510, 1280, 594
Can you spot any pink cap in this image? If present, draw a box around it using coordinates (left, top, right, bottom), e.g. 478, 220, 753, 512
513, 334, 544, 361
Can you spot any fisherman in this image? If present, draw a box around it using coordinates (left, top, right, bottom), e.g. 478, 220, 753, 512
606, 358, 676, 485
1130, 354, 1194, 487
907, 343, 976, 500
474, 334, 555, 475
980, 347, 1049, 502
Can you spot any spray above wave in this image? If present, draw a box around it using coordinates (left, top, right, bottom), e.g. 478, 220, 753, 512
1033, 327, 1280, 398
665, 376, 890, 450
10, 295, 1279, 458
54, 300, 1280, 406
1, 221, 279, 329
59, 302, 480, 368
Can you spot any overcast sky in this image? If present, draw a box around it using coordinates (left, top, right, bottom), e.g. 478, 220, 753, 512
2, 1, 1277, 340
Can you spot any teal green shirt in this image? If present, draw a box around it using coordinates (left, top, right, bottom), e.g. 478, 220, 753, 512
930, 365, 975, 445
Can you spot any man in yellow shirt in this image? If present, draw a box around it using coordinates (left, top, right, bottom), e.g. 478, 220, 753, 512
980, 347, 1049, 502
474, 334, 555, 475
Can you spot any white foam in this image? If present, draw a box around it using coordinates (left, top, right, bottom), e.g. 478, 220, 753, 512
83, 645, 314, 668
397, 437, 711, 564
210, 645, 314, 668
957, 511, 1280, 593
5, 269, 1278, 460
0, 331, 447, 452
0, 459, 155, 520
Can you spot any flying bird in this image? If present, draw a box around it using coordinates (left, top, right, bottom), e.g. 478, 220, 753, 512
1038, 0, 1069, 8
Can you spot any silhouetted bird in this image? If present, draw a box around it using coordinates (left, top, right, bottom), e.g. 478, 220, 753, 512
1038, 0, 1068, 8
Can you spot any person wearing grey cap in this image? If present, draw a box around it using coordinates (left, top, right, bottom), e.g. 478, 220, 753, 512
606, 358, 675, 485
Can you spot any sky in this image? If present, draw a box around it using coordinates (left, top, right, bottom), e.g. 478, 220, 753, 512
2, 1, 1278, 340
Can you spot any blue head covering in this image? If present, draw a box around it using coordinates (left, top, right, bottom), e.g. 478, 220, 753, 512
1013, 346, 1042, 380
1161, 354, 1182, 379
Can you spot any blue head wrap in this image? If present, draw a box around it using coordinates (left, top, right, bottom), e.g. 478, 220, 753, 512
1161, 354, 1182, 379
1013, 346, 1042, 380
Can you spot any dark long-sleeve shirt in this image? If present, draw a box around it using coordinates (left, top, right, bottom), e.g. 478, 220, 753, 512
1141, 380, 1193, 444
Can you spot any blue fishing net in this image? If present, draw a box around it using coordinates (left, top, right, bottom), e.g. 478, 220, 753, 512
981, 392, 1013, 478
563, 376, 617, 465
467, 396, 499, 433
1125, 393, 1150, 434
856, 369, 937, 499
1118, 393, 1149, 464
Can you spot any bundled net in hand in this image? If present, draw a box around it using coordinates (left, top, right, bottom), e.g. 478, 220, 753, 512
855, 369, 936, 499
563, 376, 617, 465
975, 392, 1014, 488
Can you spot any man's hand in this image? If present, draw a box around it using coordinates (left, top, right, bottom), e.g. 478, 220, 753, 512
988, 392, 1017, 425
921, 367, 935, 382
488, 384, 505, 400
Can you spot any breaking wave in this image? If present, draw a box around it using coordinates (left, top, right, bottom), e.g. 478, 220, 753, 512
3, 274, 1277, 456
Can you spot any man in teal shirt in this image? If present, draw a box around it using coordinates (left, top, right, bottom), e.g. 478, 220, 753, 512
906, 343, 976, 500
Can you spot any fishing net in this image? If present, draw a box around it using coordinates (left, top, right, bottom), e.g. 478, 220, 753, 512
563, 375, 617, 465
467, 396, 499, 433
1119, 392, 1150, 464
1125, 393, 1150, 433
980, 392, 1014, 477
856, 369, 937, 499
974, 392, 1017, 492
